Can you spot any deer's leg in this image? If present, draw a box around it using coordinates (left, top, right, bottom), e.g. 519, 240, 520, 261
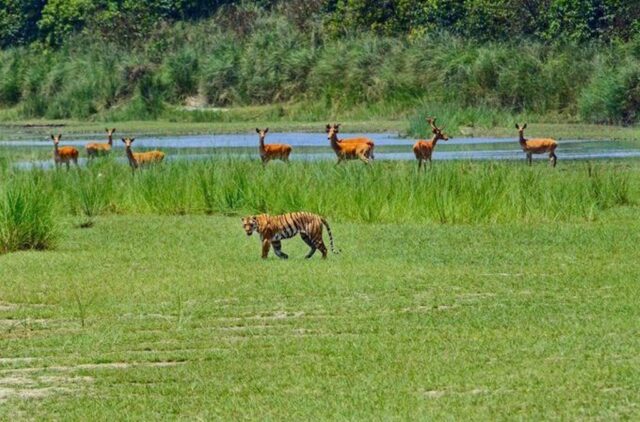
417, 159, 422, 170
527, 153, 532, 166
65, 161, 70, 171
261, 239, 271, 259
550, 152, 557, 167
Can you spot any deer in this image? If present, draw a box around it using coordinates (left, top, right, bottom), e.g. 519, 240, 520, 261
333, 127, 375, 160
515, 123, 558, 167
413, 117, 449, 169
326, 124, 373, 164
121, 137, 165, 171
256, 128, 292, 164
51, 134, 79, 170
86, 128, 116, 159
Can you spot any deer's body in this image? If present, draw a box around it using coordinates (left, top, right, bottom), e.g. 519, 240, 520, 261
515, 124, 557, 167
413, 117, 449, 169
122, 138, 165, 170
326, 124, 373, 164
51, 134, 79, 170
86, 128, 116, 159
256, 128, 292, 164
338, 137, 375, 160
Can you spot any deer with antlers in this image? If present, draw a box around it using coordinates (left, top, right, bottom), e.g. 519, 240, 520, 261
86, 128, 116, 160
51, 134, 79, 170
326, 124, 373, 164
413, 117, 449, 169
515, 123, 557, 167
256, 128, 292, 164
121, 137, 165, 171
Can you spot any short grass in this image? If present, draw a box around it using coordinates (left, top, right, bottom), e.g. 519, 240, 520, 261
0, 213, 639, 419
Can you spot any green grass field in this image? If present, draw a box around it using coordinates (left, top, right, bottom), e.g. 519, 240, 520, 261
1, 212, 639, 419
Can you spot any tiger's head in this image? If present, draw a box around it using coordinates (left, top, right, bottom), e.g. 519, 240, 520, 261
241, 216, 258, 236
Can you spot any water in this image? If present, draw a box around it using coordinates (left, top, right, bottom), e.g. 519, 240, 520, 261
3, 132, 640, 169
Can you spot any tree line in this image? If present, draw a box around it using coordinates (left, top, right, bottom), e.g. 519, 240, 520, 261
2, 0, 639, 48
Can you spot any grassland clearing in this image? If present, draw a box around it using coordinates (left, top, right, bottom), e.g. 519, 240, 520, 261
0, 212, 639, 419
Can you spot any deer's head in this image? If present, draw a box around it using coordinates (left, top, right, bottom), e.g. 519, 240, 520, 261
326, 123, 340, 140
255, 128, 269, 141
121, 137, 135, 148
427, 117, 449, 142
50, 134, 62, 145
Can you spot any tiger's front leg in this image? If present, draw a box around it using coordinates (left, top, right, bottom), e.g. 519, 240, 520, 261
261, 238, 271, 259
271, 240, 288, 259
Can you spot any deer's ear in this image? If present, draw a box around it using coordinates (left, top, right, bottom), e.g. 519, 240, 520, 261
522, 123, 527, 129
325, 124, 331, 132
51, 134, 55, 140
515, 123, 519, 129
112, 128, 116, 133
58, 134, 62, 139
121, 138, 126, 143
264, 128, 269, 133
256, 128, 260, 133
130, 138, 135, 142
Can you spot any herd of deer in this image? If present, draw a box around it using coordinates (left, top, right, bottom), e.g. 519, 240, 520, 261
50, 118, 558, 170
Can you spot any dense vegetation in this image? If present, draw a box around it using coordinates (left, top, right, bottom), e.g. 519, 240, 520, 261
0, 158, 636, 253
1, 1, 640, 125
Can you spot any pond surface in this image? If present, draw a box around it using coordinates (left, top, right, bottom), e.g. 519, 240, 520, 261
3, 132, 640, 169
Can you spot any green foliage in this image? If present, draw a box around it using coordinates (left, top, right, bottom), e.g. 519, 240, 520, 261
578, 56, 640, 124
38, 0, 96, 46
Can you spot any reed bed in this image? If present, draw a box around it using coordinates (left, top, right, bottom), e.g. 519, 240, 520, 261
0, 159, 634, 241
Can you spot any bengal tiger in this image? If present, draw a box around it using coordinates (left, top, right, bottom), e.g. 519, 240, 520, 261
241, 212, 338, 259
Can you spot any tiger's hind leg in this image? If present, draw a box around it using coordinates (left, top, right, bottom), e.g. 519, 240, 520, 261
272, 240, 288, 259
300, 234, 316, 259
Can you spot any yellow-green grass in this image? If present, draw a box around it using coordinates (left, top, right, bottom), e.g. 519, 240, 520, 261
0, 213, 639, 419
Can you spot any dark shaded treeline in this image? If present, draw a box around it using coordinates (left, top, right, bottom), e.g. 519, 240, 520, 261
2, 0, 639, 48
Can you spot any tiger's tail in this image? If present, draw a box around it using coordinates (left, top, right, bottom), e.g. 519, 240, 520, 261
321, 217, 339, 254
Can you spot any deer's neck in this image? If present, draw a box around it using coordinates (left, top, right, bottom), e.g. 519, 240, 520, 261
259, 136, 266, 152
53, 144, 60, 159
107, 134, 113, 146
329, 133, 341, 152
430, 134, 439, 148
125, 146, 138, 168
519, 133, 527, 145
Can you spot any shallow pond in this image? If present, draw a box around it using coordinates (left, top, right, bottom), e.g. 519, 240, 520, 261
2, 132, 640, 169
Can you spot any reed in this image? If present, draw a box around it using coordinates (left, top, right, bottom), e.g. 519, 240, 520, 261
0, 172, 58, 253
2, 159, 635, 227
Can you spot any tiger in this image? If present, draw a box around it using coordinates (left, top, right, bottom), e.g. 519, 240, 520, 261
241, 212, 338, 259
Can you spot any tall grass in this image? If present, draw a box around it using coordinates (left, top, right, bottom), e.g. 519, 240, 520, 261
1, 160, 634, 228
0, 173, 58, 253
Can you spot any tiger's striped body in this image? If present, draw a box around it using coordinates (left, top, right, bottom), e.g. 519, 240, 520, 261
242, 212, 338, 259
